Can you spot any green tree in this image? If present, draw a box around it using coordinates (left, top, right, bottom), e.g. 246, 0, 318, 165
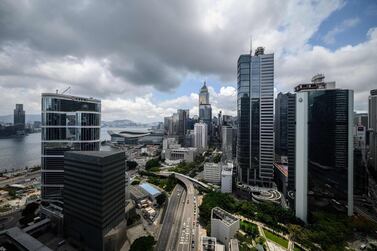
131, 180, 140, 185
145, 158, 160, 170
130, 236, 155, 251
156, 193, 167, 206
127, 160, 138, 170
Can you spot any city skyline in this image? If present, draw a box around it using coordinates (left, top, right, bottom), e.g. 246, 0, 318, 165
0, 0, 376, 123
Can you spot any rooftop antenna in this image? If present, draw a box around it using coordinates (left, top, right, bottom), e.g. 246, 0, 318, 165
249, 36, 253, 55
61, 86, 71, 95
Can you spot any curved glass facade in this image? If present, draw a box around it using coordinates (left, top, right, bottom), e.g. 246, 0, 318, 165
41, 94, 101, 202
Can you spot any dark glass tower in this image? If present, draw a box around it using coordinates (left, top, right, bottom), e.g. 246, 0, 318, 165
369, 89, 377, 179
287, 93, 296, 204
41, 93, 101, 202
237, 47, 274, 186
295, 86, 353, 222
275, 93, 295, 156
13, 104, 25, 127
64, 151, 126, 251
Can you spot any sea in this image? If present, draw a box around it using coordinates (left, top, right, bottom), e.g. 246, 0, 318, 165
0, 127, 147, 172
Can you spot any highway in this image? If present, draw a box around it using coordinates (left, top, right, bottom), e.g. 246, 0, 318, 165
176, 176, 199, 251
155, 184, 186, 251
155, 172, 200, 251
0, 171, 40, 188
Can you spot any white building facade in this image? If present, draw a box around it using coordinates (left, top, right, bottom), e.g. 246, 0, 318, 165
221, 163, 233, 193
204, 163, 221, 184
195, 122, 208, 150
211, 207, 239, 250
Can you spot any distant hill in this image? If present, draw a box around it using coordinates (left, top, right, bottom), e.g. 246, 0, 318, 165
0, 114, 161, 127
102, 119, 162, 128
0, 114, 41, 124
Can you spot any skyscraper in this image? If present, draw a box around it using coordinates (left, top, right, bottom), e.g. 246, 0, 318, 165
194, 122, 208, 150
64, 151, 126, 250
41, 93, 101, 202
294, 75, 353, 223
221, 125, 237, 160
237, 47, 274, 186
275, 93, 294, 157
199, 82, 212, 136
287, 93, 296, 203
13, 104, 25, 127
177, 109, 189, 144
369, 89, 377, 177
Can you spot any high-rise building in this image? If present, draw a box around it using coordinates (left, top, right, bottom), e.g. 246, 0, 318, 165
211, 207, 239, 250
369, 89, 377, 176
199, 82, 212, 136
41, 93, 101, 202
203, 162, 222, 184
237, 46, 274, 186
294, 75, 353, 223
13, 104, 25, 127
287, 93, 296, 200
64, 151, 126, 251
354, 113, 368, 128
194, 122, 208, 150
221, 162, 234, 193
275, 93, 294, 157
222, 126, 237, 160
177, 109, 189, 144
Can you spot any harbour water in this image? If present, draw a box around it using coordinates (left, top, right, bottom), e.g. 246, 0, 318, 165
0, 127, 144, 171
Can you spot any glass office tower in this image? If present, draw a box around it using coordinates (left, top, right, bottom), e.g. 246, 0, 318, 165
14, 104, 25, 127
41, 93, 101, 202
237, 47, 274, 186
295, 87, 353, 222
275, 93, 295, 156
369, 89, 377, 178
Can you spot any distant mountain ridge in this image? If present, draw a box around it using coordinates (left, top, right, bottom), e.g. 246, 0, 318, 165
101, 119, 161, 128
0, 114, 161, 127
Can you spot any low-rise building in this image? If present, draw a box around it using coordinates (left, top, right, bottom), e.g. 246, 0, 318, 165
221, 163, 233, 193
165, 147, 198, 164
204, 163, 221, 184
129, 185, 149, 203
229, 239, 239, 251
211, 207, 239, 251
139, 182, 163, 203
0, 227, 52, 251
201, 236, 216, 251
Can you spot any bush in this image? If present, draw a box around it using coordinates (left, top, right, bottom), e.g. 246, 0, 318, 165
131, 180, 140, 185
147, 174, 177, 193
145, 158, 160, 170
240, 220, 259, 238
156, 193, 167, 206
127, 161, 138, 170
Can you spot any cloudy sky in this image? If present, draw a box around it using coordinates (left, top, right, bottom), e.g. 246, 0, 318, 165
0, 0, 376, 122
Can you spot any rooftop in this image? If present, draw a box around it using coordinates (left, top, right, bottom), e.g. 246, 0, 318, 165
0, 227, 52, 251
129, 185, 149, 200
139, 183, 162, 197
211, 207, 238, 226
66, 151, 122, 158
41, 92, 100, 103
